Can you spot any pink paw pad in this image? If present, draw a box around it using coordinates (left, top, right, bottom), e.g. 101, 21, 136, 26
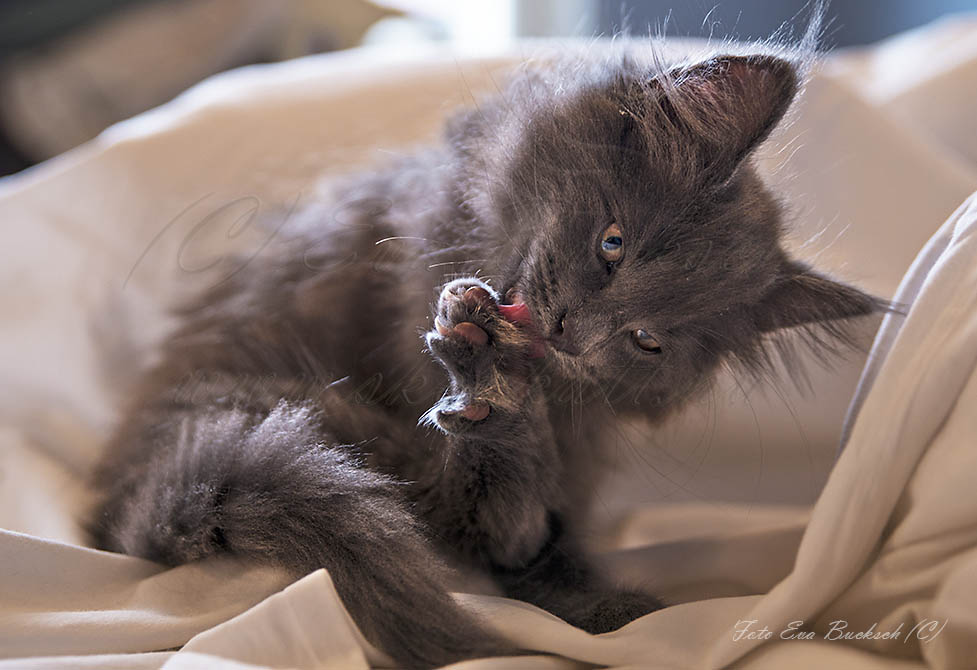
434, 317, 488, 346
458, 403, 490, 421
435, 284, 494, 346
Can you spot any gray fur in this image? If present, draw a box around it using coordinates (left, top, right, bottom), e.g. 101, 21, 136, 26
91, 34, 882, 669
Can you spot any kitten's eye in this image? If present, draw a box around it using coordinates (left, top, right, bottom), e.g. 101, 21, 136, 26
599, 223, 624, 263
631, 329, 662, 354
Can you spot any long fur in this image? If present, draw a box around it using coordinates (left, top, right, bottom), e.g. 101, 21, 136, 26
91, 9, 883, 668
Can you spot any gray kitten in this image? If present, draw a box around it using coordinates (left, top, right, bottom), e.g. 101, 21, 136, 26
91, 45, 880, 668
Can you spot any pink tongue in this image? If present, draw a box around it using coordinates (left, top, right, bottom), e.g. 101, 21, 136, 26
498, 302, 546, 359
498, 302, 533, 326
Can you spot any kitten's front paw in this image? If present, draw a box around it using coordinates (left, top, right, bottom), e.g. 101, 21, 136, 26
425, 278, 534, 434
429, 278, 506, 379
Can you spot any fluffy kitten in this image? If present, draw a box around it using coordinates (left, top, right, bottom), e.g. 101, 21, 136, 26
91, 43, 880, 668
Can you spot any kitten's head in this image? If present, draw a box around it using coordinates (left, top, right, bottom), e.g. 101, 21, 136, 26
449, 50, 880, 417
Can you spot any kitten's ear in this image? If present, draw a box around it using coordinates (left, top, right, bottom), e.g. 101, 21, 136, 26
752, 261, 880, 333
651, 54, 798, 175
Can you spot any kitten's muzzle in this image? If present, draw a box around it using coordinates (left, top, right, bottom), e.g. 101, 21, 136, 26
547, 308, 580, 355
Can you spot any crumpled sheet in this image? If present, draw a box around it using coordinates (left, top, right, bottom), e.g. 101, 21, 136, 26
2, 15, 977, 670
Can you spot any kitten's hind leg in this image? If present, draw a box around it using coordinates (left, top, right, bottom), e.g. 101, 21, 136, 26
93, 402, 513, 669
423, 279, 660, 632
421, 279, 559, 567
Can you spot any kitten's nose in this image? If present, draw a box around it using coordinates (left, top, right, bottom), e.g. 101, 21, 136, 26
549, 309, 579, 355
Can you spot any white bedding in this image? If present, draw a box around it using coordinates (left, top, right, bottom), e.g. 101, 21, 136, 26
2, 16, 977, 670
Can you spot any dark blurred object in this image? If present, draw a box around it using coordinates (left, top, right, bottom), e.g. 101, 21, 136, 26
4, 0, 973, 178
0, 0, 157, 174
0, 0, 399, 176
593, 0, 977, 47
0, 0, 152, 58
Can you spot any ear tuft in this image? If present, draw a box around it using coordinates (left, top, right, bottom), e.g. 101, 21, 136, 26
653, 54, 799, 175
753, 262, 881, 334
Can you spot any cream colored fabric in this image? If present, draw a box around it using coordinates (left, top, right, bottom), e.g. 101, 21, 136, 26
2, 16, 977, 670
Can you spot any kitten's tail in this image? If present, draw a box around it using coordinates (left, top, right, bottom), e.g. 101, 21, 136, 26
92, 401, 510, 669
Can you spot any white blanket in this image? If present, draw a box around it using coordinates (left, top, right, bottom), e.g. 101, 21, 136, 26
2, 16, 977, 670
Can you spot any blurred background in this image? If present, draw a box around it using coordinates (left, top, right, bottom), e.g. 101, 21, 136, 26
1, 0, 974, 176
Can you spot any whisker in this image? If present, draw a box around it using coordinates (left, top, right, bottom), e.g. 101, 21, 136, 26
427, 259, 490, 270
